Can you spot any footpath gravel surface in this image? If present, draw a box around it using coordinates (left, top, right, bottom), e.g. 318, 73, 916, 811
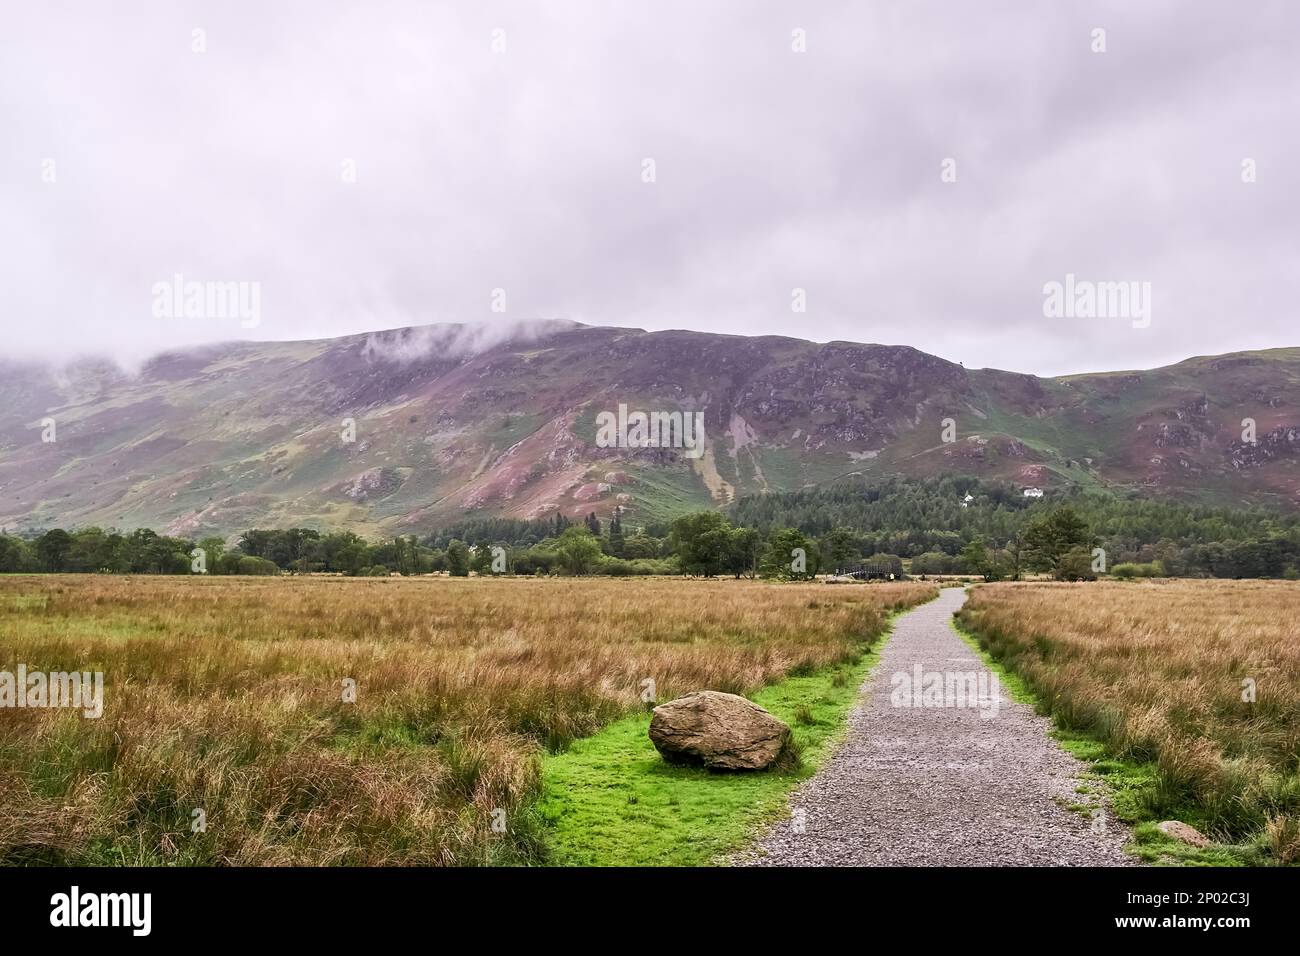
738, 587, 1135, 866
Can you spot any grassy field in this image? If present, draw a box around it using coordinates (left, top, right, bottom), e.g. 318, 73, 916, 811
957, 580, 1300, 864
0, 574, 934, 866
538, 624, 894, 866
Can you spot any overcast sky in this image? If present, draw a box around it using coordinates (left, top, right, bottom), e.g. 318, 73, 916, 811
2, 1, 1295, 376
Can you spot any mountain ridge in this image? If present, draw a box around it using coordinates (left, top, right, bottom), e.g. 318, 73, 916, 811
2, 323, 1298, 537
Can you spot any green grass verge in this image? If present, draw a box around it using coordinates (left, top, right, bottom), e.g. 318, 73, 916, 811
949, 613, 1268, 867
532, 621, 897, 866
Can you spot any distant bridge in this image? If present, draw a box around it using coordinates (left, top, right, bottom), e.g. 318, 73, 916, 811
829, 567, 904, 582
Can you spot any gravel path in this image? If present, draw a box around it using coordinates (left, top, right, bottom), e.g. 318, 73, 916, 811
738, 587, 1135, 866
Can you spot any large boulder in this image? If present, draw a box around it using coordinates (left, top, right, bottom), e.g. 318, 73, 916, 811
649, 691, 791, 770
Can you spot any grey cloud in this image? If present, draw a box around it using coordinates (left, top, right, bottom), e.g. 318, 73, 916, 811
0, 0, 1294, 376
359, 318, 574, 364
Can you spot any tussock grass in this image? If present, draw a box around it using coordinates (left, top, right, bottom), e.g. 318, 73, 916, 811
0, 575, 933, 865
957, 580, 1300, 862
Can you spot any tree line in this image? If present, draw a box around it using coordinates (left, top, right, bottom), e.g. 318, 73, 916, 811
728, 476, 1300, 580
3, 475, 1297, 580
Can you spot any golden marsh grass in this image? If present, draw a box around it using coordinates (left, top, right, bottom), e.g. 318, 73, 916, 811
0, 574, 934, 865
958, 580, 1300, 861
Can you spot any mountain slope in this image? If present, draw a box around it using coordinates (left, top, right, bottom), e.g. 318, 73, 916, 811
2, 323, 1298, 537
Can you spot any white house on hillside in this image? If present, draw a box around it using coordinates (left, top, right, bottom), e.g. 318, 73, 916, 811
1022, 487, 1044, 498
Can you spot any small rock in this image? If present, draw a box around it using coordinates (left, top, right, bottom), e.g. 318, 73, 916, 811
649, 691, 791, 770
1157, 820, 1210, 848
